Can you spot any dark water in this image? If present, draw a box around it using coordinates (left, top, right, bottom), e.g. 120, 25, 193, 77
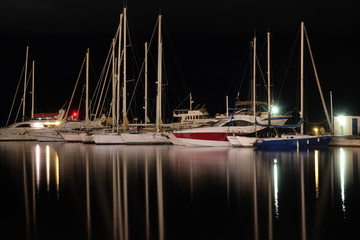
1, 142, 359, 240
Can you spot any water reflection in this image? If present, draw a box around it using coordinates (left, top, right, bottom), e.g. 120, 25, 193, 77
2, 143, 360, 239
339, 148, 346, 216
273, 159, 279, 219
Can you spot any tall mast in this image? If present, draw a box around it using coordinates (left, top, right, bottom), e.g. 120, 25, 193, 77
252, 36, 257, 123
122, 7, 129, 131
23, 46, 29, 122
85, 48, 90, 126
117, 13, 123, 131
144, 42, 148, 127
112, 38, 116, 131
267, 32, 271, 126
304, 24, 333, 133
300, 22, 304, 134
31, 60, 35, 119
156, 15, 163, 132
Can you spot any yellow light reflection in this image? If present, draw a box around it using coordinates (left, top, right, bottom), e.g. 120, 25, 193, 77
340, 148, 346, 216
46, 145, 50, 192
315, 150, 319, 199
36, 145, 40, 192
273, 159, 279, 219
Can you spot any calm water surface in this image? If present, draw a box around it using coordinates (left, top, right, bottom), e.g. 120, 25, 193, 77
1, 142, 359, 240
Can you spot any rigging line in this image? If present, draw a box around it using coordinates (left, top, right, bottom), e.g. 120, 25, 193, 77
276, 27, 300, 103
91, 24, 121, 116
256, 53, 268, 94
173, 93, 191, 110
65, 56, 86, 119
6, 63, 25, 127
162, 19, 189, 96
304, 119, 328, 125
127, 17, 159, 113
15, 68, 32, 123
96, 55, 113, 119
227, 46, 252, 132
77, 84, 86, 119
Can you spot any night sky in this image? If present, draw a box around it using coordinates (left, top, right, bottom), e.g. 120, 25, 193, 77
1, 0, 359, 127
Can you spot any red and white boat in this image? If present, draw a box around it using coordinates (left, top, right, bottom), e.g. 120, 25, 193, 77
169, 112, 289, 147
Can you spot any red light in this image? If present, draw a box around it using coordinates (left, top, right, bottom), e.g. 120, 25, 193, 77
72, 112, 78, 118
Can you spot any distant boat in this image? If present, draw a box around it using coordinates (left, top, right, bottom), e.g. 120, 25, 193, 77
1, 46, 66, 142
0, 112, 64, 141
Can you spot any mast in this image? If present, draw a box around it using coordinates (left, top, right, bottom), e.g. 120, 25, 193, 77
267, 32, 271, 126
304, 25, 334, 133
112, 38, 116, 131
226, 95, 229, 117
122, 7, 129, 131
85, 48, 90, 127
156, 14, 163, 132
117, 13, 123, 131
252, 36, 257, 126
144, 42, 148, 127
300, 22, 304, 134
31, 60, 35, 119
23, 46, 29, 122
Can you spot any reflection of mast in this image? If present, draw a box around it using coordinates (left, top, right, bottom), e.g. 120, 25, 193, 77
145, 152, 150, 240
86, 150, 91, 240
253, 154, 259, 240
300, 150, 307, 240
123, 151, 129, 240
156, 148, 165, 240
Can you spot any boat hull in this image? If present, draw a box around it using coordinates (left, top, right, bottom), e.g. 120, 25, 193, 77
227, 136, 256, 147
254, 135, 333, 149
121, 132, 171, 145
29, 129, 65, 142
92, 133, 125, 145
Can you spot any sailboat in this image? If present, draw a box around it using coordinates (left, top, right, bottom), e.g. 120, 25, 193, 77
0, 46, 67, 141
92, 9, 126, 145
120, 14, 171, 145
251, 22, 333, 149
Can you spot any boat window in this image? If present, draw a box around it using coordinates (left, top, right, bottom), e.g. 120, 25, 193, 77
222, 120, 253, 127
16, 124, 31, 128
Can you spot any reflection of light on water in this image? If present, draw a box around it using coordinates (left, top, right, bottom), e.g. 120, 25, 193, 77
315, 150, 319, 199
36, 145, 40, 192
46, 145, 50, 192
273, 159, 279, 219
340, 148, 346, 216
56, 154, 59, 199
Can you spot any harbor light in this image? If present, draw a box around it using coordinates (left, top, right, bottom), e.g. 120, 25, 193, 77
313, 128, 319, 136
271, 106, 279, 115
338, 115, 346, 127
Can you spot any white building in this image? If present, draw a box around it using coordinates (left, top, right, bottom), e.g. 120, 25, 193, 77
334, 116, 360, 136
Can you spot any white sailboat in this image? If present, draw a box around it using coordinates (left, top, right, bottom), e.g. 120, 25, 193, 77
120, 14, 171, 145
93, 10, 126, 145
0, 46, 66, 141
